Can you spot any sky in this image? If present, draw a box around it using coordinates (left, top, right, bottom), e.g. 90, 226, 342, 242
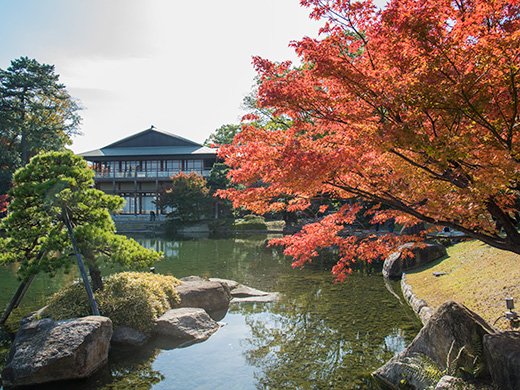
0, 0, 331, 153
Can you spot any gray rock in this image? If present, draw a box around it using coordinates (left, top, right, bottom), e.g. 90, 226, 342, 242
418, 306, 434, 324
373, 301, 495, 389
383, 242, 447, 279
409, 295, 429, 314
231, 284, 269, 298
208, 277, 240, 290
2, 316, 113, 388
176, 279, 231, 314
483, 331, 520, 390
153, 308, 220, 342
19, 306, 47, 326
180, 275, 205, 282
111, 326, 149, 348
401, 274, 433, 325
435, 375, 463, 389
231, 292, 280, 303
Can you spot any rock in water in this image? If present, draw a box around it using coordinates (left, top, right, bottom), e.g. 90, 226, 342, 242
208, 277, 240, 290
153, 307, 220, 342
176, 279, 231, 313
230, 284, 268, 298
111, 326, 149, 349
373, 301, 495, 389
383, 242, 447, 279
2, 316, 113, 388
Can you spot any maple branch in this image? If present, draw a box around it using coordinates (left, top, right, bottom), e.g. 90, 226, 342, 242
346, 15, 376, 71
423, 110, 439, 138
458, 87, 509, 150
388, 148, 472, 189
485, 197, 520, 245
325, 179, 520, 255
388, 149, 437, 175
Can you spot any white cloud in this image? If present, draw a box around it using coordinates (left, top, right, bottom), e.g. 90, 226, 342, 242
5, 0, 383, 152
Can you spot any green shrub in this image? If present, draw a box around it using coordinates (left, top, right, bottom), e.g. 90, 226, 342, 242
42, 272, 181, 332
232, 215, 267, 231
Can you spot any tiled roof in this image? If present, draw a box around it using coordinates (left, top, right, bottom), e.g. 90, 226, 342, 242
78, 126, 217, 159
80, 145, 216, 158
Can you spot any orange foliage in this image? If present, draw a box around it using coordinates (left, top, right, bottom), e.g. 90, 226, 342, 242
219, 0, 520, 278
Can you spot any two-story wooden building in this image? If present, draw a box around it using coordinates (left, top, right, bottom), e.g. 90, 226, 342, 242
80, 126, 217, 215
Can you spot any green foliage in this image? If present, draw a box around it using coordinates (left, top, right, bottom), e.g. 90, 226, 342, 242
399, 354, 444, 389
0, 343, 9, 376
232, 214, 267, 231
207, 163, 231, 192
204, 124, 241, 146
42, 272, 181, 332
207, 163, 235, 219
0, 57, 81, 193
157, 171, 210, 223
399, 339, 484, 390
458, 333, 485, 380
0, 140, 21, 194
241, 92, 293, 131
0, 151, 161, 286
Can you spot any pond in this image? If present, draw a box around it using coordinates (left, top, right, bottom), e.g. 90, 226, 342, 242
0, 234, 422, 389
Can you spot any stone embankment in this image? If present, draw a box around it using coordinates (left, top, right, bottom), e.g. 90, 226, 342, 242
2, 277, 279, 388
376, 242, 520, 390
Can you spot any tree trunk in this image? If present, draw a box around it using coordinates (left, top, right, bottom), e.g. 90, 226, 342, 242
63, 210, 100, 316
88, 265, 104, 292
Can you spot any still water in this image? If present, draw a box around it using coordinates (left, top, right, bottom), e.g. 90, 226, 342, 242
0, 234, 421, 389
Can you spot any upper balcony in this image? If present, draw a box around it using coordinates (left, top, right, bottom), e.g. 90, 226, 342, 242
94, 168, 212, 180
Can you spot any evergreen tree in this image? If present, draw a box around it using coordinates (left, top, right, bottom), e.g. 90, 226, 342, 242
0, 151, 161, 292
0, 57, 81, 194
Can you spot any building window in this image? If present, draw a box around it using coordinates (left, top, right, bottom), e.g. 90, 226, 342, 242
120, 193, 136, 214
186, 159, 202, 173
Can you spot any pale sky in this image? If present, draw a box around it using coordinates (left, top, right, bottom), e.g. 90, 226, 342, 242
0, 0, 329, 153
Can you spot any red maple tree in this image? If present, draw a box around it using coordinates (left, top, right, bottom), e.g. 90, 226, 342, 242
219, 0, 520, 280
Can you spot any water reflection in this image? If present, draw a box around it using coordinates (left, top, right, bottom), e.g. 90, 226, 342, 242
0, 235, 421, 390
232, 270, 419, 390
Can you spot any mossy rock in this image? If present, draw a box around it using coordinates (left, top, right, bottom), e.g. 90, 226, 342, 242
41, 272, 181, 332
232, 215, 267, 231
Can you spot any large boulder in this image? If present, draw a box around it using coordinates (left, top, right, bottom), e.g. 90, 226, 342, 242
483, 331, 520, 390
373, 301, 495, 389
2, 316, 112, 388
153, 307, 220, 346
383, 241, 447, 279
176, 277, 231, 314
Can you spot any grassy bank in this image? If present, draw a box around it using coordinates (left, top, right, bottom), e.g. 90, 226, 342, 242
405, 239, 520, 331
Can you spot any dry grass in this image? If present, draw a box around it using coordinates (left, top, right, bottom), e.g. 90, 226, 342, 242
405, 239, 520, 331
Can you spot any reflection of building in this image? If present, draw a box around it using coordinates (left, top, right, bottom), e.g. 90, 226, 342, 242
80, 126, 217, 215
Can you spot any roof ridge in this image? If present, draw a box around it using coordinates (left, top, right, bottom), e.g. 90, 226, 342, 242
102, 126, 202, 149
